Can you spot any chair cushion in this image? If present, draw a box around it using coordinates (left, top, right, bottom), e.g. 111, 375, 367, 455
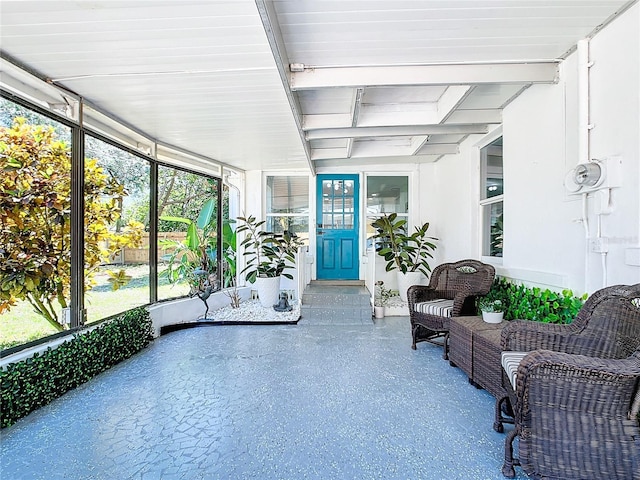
414, 299, 454, 317
501, 351, 529, 389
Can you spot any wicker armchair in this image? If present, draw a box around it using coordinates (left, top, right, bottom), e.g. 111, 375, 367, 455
499, 283, 640, 479
407, 259, 495, 359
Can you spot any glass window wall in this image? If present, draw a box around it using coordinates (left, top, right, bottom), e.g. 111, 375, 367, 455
0, 99, 73, 348
83, 135, 151, 322
157, 166, 220, 301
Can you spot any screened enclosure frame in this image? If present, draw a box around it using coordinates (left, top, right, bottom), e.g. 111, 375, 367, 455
1, 83, 236, 351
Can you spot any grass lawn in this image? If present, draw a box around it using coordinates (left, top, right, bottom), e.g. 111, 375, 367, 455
0, 264, 190, 351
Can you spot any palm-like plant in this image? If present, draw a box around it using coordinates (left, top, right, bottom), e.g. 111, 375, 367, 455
160, 198, 219, 295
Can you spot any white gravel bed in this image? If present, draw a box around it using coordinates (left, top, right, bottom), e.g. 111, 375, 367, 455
205, 299, 301, 323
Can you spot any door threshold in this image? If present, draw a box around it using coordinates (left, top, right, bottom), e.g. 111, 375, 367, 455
310, 280, 365, 286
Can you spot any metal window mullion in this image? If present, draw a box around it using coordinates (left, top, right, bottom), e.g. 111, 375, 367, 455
149, 162, 158, 303
70, 126, 85, 328
216, 177, 223, 290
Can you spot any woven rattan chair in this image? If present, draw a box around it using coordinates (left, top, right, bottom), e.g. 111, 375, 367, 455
407, 259, 495, 359
498, 283, 640, 479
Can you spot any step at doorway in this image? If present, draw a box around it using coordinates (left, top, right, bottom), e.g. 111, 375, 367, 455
300, 281, 372, 325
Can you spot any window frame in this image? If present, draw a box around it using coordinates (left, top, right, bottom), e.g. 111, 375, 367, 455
0, 88, 231, 353
478, 129, 504, 262
264, 174, 311, 238
364, 173, 410, 251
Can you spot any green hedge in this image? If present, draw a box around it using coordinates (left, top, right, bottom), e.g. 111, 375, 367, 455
482, 277, 587, 324
1, 306, 153, 428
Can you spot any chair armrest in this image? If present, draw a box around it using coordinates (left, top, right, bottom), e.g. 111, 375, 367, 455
452, 288, 474, 316
407, 285, 457, 303
501, 319, 576, 352
516, 350, 640, 420
407, 285, 436, 306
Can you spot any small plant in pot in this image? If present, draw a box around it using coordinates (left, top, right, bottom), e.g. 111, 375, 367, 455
237, 214, 303, 308
371, 213, 437, 302
478, 295, 505, 324
373, 281, 393, 318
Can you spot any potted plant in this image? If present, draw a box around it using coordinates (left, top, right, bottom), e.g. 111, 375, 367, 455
237, 214, 303, 308
373, 281, 393, 318
478, 296, 505, 324
371, 213, 437, 302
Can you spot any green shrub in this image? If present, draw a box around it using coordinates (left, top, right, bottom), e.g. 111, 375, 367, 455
481, 278, 587, 324
1, 306, 153, 428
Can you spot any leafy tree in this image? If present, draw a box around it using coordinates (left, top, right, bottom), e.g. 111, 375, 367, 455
0, 118, 144, 330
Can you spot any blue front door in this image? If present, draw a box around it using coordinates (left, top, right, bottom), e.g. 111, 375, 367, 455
316, 174, 359, 280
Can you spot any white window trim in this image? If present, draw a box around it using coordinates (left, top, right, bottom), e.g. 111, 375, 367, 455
477, 128, 504, 264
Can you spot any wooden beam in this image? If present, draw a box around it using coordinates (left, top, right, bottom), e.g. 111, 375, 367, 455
305, 124, 489, 140
290, 62, 559, 90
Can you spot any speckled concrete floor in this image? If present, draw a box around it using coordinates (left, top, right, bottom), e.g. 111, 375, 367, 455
0, 318, 527, 480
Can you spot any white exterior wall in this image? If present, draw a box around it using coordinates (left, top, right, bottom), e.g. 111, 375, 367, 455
242, 4, 639, 295
418, 143, 480, 265
425, 3, 639, 294
588, 3, 640, 290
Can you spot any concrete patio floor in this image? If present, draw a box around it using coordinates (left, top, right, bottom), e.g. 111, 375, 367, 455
0, 317, 527, 479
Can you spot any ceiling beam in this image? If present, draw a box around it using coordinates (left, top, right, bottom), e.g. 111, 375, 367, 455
305, 124, 489, 140
289, 62, 559, 90
351, 87, 364, 127
436, 85, 473, 123
313, 155, 442, 168
311, 143, 459, 161
445, 109, 502, 124
255, 0, 315, 175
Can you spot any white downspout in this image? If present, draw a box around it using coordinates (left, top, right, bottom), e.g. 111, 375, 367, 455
577, 39, 592, 293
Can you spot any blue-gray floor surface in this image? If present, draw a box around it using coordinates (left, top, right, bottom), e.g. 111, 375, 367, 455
1, 317, 527, 480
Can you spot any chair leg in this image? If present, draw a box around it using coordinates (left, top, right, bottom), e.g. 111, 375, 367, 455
442, 332, 450, 360
502, 429, 518, 478
494, 396, 513, 433
411, 325, 417, 350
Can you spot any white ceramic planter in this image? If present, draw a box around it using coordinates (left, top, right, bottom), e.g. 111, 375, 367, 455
374, 306, 385, 318
397, 271, 425, 302
482, 311, 504, 324
255, 276, 281, 308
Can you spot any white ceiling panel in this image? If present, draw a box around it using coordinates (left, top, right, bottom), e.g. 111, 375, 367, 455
297, 88, 354, 114
457, 84, 529, 110
1, 0, 634, 171
1, 0, 308, 171
363, 86, 446, 105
